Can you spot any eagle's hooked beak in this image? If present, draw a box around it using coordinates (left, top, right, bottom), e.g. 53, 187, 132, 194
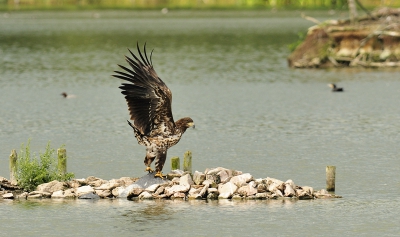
188, 122, 195, 129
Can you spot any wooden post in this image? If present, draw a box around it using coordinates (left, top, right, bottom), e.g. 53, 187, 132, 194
57, 148, 67, 175
326, 166, 336, 192
9, 149, 17, 183
171, 156, 180, 170
183, 151, 192, 174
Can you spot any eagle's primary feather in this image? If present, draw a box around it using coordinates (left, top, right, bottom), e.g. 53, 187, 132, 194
113, 43, 194, 178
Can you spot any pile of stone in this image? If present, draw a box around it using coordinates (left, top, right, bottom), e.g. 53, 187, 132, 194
0, 167, 341, 200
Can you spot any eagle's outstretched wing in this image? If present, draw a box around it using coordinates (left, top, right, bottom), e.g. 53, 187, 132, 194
113, 43, 175, 136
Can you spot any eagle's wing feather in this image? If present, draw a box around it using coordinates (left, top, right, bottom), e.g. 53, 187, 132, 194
113, 43, 175, 136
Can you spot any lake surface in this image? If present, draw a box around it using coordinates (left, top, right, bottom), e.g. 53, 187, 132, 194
1, 10, 400, 236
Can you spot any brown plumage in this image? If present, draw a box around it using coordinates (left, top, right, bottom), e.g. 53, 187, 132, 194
113, 43, 194, 178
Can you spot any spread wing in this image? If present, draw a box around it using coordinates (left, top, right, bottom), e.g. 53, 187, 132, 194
113, 43, 175, 136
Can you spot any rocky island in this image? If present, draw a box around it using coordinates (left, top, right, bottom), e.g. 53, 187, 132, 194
1, 167, 341, 201
288, 8, 400, 68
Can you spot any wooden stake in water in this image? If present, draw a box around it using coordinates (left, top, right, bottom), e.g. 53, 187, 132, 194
57, 148, 67, 175
183, 151, 192, 174
326, 166, 336, 192
171, 156, 180, 170
9, 149, 17, 183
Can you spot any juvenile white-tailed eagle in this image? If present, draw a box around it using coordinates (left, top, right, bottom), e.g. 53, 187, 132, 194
113, 44, 194, 178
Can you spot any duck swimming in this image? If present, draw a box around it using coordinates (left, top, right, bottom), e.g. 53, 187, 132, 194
61, 92, 76, 98
328, 83, 343, 92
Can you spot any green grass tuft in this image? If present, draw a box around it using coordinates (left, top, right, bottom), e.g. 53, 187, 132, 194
16, 140, 74, 192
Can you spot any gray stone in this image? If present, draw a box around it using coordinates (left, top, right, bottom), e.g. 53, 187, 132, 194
78, 193, 100, 199
134, 173, 167, 189
193, 171, 206, 185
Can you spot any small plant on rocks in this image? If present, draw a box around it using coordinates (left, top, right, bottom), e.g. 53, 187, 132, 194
16, 140, 74, 192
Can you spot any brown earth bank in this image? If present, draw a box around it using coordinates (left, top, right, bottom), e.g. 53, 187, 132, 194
288, 8, 400, 68
1, 167, 341, 201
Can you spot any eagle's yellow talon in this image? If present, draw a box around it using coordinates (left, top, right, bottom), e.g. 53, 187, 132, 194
154, 171, 164, 179
146, 167, 154, 173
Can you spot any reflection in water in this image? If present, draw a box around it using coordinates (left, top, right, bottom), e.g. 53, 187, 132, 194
122, 200, 176, 224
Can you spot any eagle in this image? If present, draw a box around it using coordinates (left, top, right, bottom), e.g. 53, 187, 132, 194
113, 43, 195, 178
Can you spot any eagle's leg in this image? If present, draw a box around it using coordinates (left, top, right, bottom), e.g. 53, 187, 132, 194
154, 151, 167, 179
144, 152, 156, 173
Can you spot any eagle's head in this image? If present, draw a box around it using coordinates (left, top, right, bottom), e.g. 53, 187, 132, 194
176, 117, 195, 131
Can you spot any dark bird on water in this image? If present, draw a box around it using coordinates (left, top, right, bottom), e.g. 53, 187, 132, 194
113, 44, 195, 178
328, 83, 344, 92
61, 92, 76, 98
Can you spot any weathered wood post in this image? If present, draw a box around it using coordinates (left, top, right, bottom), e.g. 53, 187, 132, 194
326, 166, 336, 192
57, 148, 67, 175
171, 156, 180, 170
183, 151, 192, 174
9, 149, 17, 183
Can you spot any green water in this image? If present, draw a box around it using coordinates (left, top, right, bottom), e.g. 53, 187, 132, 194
1, 10, 400, 236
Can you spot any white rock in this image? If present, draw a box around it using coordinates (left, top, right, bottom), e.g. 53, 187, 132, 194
36, 180, 66, 193
285, 179, 295, 189
218, 182, 238, 199
51, 190, 65, 198
229, 173, 253, 187
2, 193, 14, 199
218, 169, 231, 183
284, 183, 296, 197
164, 185, 190, 197
112, 186, 125, 197
145, 184, 160, 193
193, 171, 206, 185
76, 185, 95, 196
179, 174, 194, 187
237, 181, 258, 196
139, 191, 153, 199
173, 192, 186, 198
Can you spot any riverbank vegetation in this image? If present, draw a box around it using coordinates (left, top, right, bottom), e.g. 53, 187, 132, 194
0, 0, 399, 11
16, 140, 74, 192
